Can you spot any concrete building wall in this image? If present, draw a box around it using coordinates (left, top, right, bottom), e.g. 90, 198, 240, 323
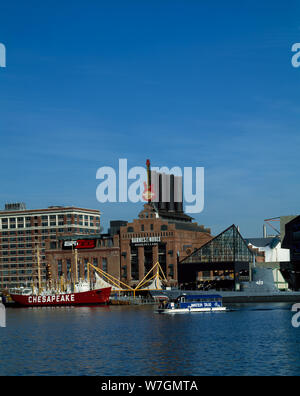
260, 244, 290, 263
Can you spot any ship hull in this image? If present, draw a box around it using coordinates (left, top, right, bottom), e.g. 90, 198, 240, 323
10, 287, 111, 307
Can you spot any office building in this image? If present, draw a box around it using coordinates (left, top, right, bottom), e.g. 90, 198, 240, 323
0, 203, 100, 290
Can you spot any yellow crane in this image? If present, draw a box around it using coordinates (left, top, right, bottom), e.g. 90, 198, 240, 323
87, 261, 168, 297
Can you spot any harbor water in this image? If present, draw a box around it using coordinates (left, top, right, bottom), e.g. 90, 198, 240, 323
1, 303, 300, 376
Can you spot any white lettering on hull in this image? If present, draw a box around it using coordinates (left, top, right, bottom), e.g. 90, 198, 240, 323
27, 294, 76, 305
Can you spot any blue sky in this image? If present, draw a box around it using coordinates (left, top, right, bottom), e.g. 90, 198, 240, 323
0, 0, 300, 237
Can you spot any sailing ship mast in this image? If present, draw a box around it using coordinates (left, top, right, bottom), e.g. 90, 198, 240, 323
34, 243, 42, 295
74, 246, 78, 284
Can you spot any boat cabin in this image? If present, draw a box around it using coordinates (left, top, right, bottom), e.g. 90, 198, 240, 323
159, 294, 224, 311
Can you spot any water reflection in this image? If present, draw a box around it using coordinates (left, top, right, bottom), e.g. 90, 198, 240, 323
1, 304, 300, 375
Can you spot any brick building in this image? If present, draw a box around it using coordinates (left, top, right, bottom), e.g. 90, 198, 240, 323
0, 197, 212, 291
45, 233, 120, 285
43, 204, 212, 289
0, 203, 100, 290
119, 203, 212, 287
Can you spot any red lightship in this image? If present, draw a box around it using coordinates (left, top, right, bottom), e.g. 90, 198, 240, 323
10, 286, 111, 307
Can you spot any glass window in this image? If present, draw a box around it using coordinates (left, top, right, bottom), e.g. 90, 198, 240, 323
102, 258, 107, 272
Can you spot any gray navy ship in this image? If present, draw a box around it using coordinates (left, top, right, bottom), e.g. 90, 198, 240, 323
151, 267, 300, 303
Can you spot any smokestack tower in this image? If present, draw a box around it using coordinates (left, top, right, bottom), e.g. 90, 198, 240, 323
146, 160, 183, 214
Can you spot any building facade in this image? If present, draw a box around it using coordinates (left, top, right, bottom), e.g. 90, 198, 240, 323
43, 204, 212, 290
45, 233, 120, 287
119, 203, 212, 287
0, 203, 101, 290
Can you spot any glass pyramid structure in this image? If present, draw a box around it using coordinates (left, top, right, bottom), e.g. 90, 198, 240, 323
182, 224, 254, 264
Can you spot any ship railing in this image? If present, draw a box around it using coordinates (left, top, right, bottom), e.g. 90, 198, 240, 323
239, 276, 250, 282
110, 295, 155, 305
197, 276, 234, 281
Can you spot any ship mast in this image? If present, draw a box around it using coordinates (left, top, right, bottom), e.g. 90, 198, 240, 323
36, 244, 42, 294
71, 242, 79, 291
74, 247, 78, 284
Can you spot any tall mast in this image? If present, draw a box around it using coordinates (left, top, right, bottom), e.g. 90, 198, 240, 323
72, 242, 78, 290
37, 244, 41, 294
74, 247, 78, 283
